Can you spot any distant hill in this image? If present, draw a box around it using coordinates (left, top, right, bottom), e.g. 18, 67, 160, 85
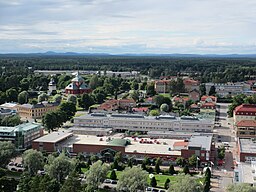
0, 52, 256, 58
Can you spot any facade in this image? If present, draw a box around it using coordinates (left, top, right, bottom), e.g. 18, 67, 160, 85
234, 161, 256, 186
96, 99, 136, 112
0, 123, 43, 150
233, 104, 256, 125
238, 138, 256, 162
32, 132, 215, 164
200, 103, 216, 115
154, 80, 171, 94
205, 82, 251, 97
17, 101, 59, 119
236, 120, 256, 138
65, 72, 92, 95
74, 113, 214, 133
183, 79, 200, 92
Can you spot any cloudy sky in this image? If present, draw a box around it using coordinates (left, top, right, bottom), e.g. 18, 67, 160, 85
0, 0, 256, 54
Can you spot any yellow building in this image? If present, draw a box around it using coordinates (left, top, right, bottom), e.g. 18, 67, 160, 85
17, 101, 59, 119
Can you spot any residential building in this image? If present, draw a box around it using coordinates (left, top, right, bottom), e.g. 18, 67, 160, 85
17, 101, 59, 119
65, 71, 92, 95
200, 103, 216, 115
205, 82, 251, 97
233, 104, 256, 125
189, 89, 200, 102
238, 138, 256, 162
74, 113, 214, 133
200, 95, 217, 104
183, 79, 200, 92
0, 123, 43, 150
117, 99, 136, 109
172, 96, 189, 107
154, 80, 171, 94
236, 120, 256, 138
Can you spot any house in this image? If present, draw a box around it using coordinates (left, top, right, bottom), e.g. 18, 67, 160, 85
200, 95, 217, 104
117, 99, 136, 109
17, 101, 59, 119
233, 104, 256, 125
65, 72, 92, 95
183, 78, 200, 92
154, 80, 171, 94
97, 99, 118, 111
236, 120, 256, 138
190, 104, 200, 113
200, 102, 216, 115
189, 89, 200, 102
172, 96, 190, 107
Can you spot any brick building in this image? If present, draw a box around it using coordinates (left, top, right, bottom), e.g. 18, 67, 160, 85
233, 104, 256, 125
236, 120, 256, 138
238, 138, 256, 162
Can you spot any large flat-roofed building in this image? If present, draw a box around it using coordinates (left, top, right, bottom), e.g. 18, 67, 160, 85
154, 80, 171, 94
32, 132, 215, 164
238, 138, 256, 162
234, 162, 256, 186
205, 82, 251, 97
73, 113, 214, 133
0, 123, 43, 150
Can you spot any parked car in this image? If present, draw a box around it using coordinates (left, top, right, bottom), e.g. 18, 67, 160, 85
103, 179, 111, 184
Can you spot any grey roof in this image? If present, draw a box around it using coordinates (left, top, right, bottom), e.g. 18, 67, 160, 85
65, 82, 79, 90
239, 138, 256, 153
21, 102, 59, 109
33, 131, 73, 143
188, 135, 212, 151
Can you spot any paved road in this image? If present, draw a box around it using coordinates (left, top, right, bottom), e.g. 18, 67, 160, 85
211, 103, 235, 192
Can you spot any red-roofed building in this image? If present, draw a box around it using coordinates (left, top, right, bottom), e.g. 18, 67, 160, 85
117, 99, 136, 110
132, 107, 149, 114
173, 96, 190, 107
97, 99, 118, 111
236, 120, 256, 138
173, 141, 188, 150
189, 89, 200, 102
201, 95, 217, 104
200, 102, 216, 114
234, 104, 256, 124
154, 80, 171, 93
183, 78, 200, 92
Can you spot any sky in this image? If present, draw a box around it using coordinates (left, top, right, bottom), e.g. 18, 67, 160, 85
0, 0, 256, 54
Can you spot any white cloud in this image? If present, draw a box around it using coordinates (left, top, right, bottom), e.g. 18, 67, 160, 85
0, 0, 255, 53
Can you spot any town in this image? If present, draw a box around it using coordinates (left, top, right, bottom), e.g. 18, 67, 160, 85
0, 58, 255, 192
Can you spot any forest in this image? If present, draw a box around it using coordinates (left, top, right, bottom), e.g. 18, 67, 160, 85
0, 55, 256, 83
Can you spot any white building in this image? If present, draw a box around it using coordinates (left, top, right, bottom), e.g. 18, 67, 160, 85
234, 161, 256, 186
205, 82, 251, 97
73, 113, 214, 133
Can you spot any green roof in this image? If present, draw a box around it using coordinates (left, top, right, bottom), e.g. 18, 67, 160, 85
108, 138, 129, 147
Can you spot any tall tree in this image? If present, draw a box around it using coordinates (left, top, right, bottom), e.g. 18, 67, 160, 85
164, 178, 170, 189
203, 167, 211, 192
168, 164, 176, 175
85, 160, 109, 191
199, 84, 206, 96
22, 149, 44, 175
89, 75, 99, 89
209, 86, 216, 96
18, 91, 29, 104
60, 171, 82, 192
53, 94, 62, 103
150, 176, 157, 187
78, 93, 94, 110
117, 166, 148, 192
67, 94, 77, 105
0, 141, 15, 168
59, 102, 76, 120
110, 170, 117, 180
155, 158, 161, 174
6, 88, 18, 102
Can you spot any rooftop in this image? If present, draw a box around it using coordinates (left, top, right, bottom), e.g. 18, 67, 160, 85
237, 120, 256, 127
239, 138, 256, 153
235, 104, 256, 114
188, 135, 213, 151
33, 131, 73, 143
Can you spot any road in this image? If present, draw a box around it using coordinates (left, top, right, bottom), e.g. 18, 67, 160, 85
211, 103, 235, 192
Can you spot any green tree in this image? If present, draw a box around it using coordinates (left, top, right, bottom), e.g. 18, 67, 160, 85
39, 174, 60, 192
45, 153, 74, 183
209, 86, 216, 96
117, 166, 148, 192
130, 90, 140, 102
203, 167, 211, 192
0, 177, 19, 192
176, 157, 185, 167
22, 149, 44, 175
85, 160, 109, 191
164, 178, 170, 189
1, 115, 21, 126
78, 93, 94, 110
110, 170, 117, 180
146, 83, 156, 96
226, 183, 256, 192
59, 102, 76, 120
67, 94, 77, 105
6, 88, 18, 102
53, 94, 62, 103
89, 75, 99, 89
188, 155, 197, 167
199, 84, 206, 96
150, 176, 157, 187
149, 109, 160, 116
38, 92, 48, 102
168, 164, 176, 175
168, 174, 202, 192
0, 91, 7, 104
131, 80, 139, 90
183, 165, 190, 175
18, 91, 28, 104
0, 141, 15, 168
60, 171, 82, 192
160, 103, 170, 112
42, 111, 58, 132
155, 158, 161, 174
